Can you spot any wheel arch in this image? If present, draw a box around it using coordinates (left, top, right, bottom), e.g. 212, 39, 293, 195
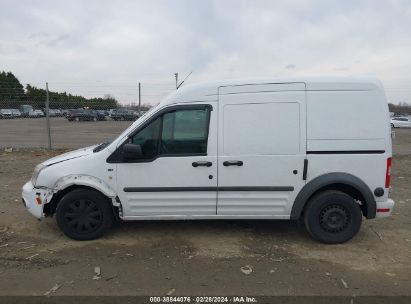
44, 175, 117, 217
291, 172, 376, 220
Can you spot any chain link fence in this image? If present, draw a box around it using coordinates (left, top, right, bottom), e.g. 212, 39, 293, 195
0, 80, 175, 149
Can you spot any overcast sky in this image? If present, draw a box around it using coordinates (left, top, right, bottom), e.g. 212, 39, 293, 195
1, 0, 411, 104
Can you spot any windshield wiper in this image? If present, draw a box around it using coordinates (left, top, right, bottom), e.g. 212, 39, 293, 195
93, 141, 110, 153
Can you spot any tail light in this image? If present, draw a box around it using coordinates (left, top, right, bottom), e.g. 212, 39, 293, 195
385, 157, 392, 188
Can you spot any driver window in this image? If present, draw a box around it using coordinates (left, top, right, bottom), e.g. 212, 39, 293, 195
131, 117, 161, 159
129, 107, 209, 160
160, 108, 209, 155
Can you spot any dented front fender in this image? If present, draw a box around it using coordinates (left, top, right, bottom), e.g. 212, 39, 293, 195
53, 174, 117, 199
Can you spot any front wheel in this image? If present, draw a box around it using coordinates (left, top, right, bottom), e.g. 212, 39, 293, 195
303, 190, 362, 244
56, 189, 114, 240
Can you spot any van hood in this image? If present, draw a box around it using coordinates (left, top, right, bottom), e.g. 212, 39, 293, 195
42, 145, 97, 167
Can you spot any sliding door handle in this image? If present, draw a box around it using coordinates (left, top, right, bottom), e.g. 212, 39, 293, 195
223, 160, 243, 167
192, 161, 212, 167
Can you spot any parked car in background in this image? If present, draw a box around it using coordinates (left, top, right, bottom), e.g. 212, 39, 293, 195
108, 109, 117, 117
100, 110, 110, 116
11, 109, 22, 118
391, 116, 411, 128
28, 109, 45, 118
111, 109, 139, 121
94, 110, 108, 120
47, 109, 58, 117
44, 109, 64, 117
393, 113, 408, 118
66, 109, 98, 121
0, 109, 13, 119
54, 109, 63, 117
61, 109, 71, 117
19, 105, 34, 117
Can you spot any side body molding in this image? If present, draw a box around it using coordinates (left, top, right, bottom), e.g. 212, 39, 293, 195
290, 172, 376, 220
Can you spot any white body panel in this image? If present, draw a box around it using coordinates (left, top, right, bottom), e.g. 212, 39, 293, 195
21, 76, 394, 222
116, 102, 218, 217
217, 84, 306, 216
306, 154, 389, 202
116, 156, 218, 217
307, 90, 388, 151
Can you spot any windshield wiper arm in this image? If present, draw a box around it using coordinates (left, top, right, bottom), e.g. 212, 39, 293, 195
93, 141, 110, 153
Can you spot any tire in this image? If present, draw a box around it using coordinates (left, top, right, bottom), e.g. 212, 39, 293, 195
93, 117, 97, 122
391, 123, 395, 128
303, 190, 362, 244
75, 117, 80, 122
56, 189, 113, 240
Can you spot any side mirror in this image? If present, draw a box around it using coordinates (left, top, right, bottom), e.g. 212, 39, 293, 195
122, 143, 142, 160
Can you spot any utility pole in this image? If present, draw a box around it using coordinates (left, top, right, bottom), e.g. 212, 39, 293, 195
174, 73, 178, 89
138, 82, 141, 116
45, 82, 51, 149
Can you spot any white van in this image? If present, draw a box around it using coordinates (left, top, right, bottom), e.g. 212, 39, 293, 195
22, 77, 394, 243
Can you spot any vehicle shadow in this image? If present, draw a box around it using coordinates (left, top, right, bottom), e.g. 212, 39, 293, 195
110, 218, 308, 242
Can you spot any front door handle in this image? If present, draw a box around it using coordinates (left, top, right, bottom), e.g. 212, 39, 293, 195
223, 160, 243, 167
192, 161, 212, 167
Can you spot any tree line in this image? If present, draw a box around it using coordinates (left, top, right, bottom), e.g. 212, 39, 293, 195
388, 102, 411, 115
0, 71, 119, 110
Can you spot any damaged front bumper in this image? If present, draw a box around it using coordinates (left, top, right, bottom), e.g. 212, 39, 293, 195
22, 181, 53, 219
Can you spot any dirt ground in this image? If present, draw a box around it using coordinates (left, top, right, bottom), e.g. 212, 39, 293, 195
0, 130, 410, 297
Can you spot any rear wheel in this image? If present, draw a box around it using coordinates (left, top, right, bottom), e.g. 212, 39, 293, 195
56, 189, 113, 240
391, 123, 395, 128
303, 190, 362, 244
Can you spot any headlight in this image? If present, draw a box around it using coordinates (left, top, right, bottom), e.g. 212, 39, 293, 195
31, 164, 46, 186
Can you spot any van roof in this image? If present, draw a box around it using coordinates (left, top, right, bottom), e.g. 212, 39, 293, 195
162, 76, 383, 104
